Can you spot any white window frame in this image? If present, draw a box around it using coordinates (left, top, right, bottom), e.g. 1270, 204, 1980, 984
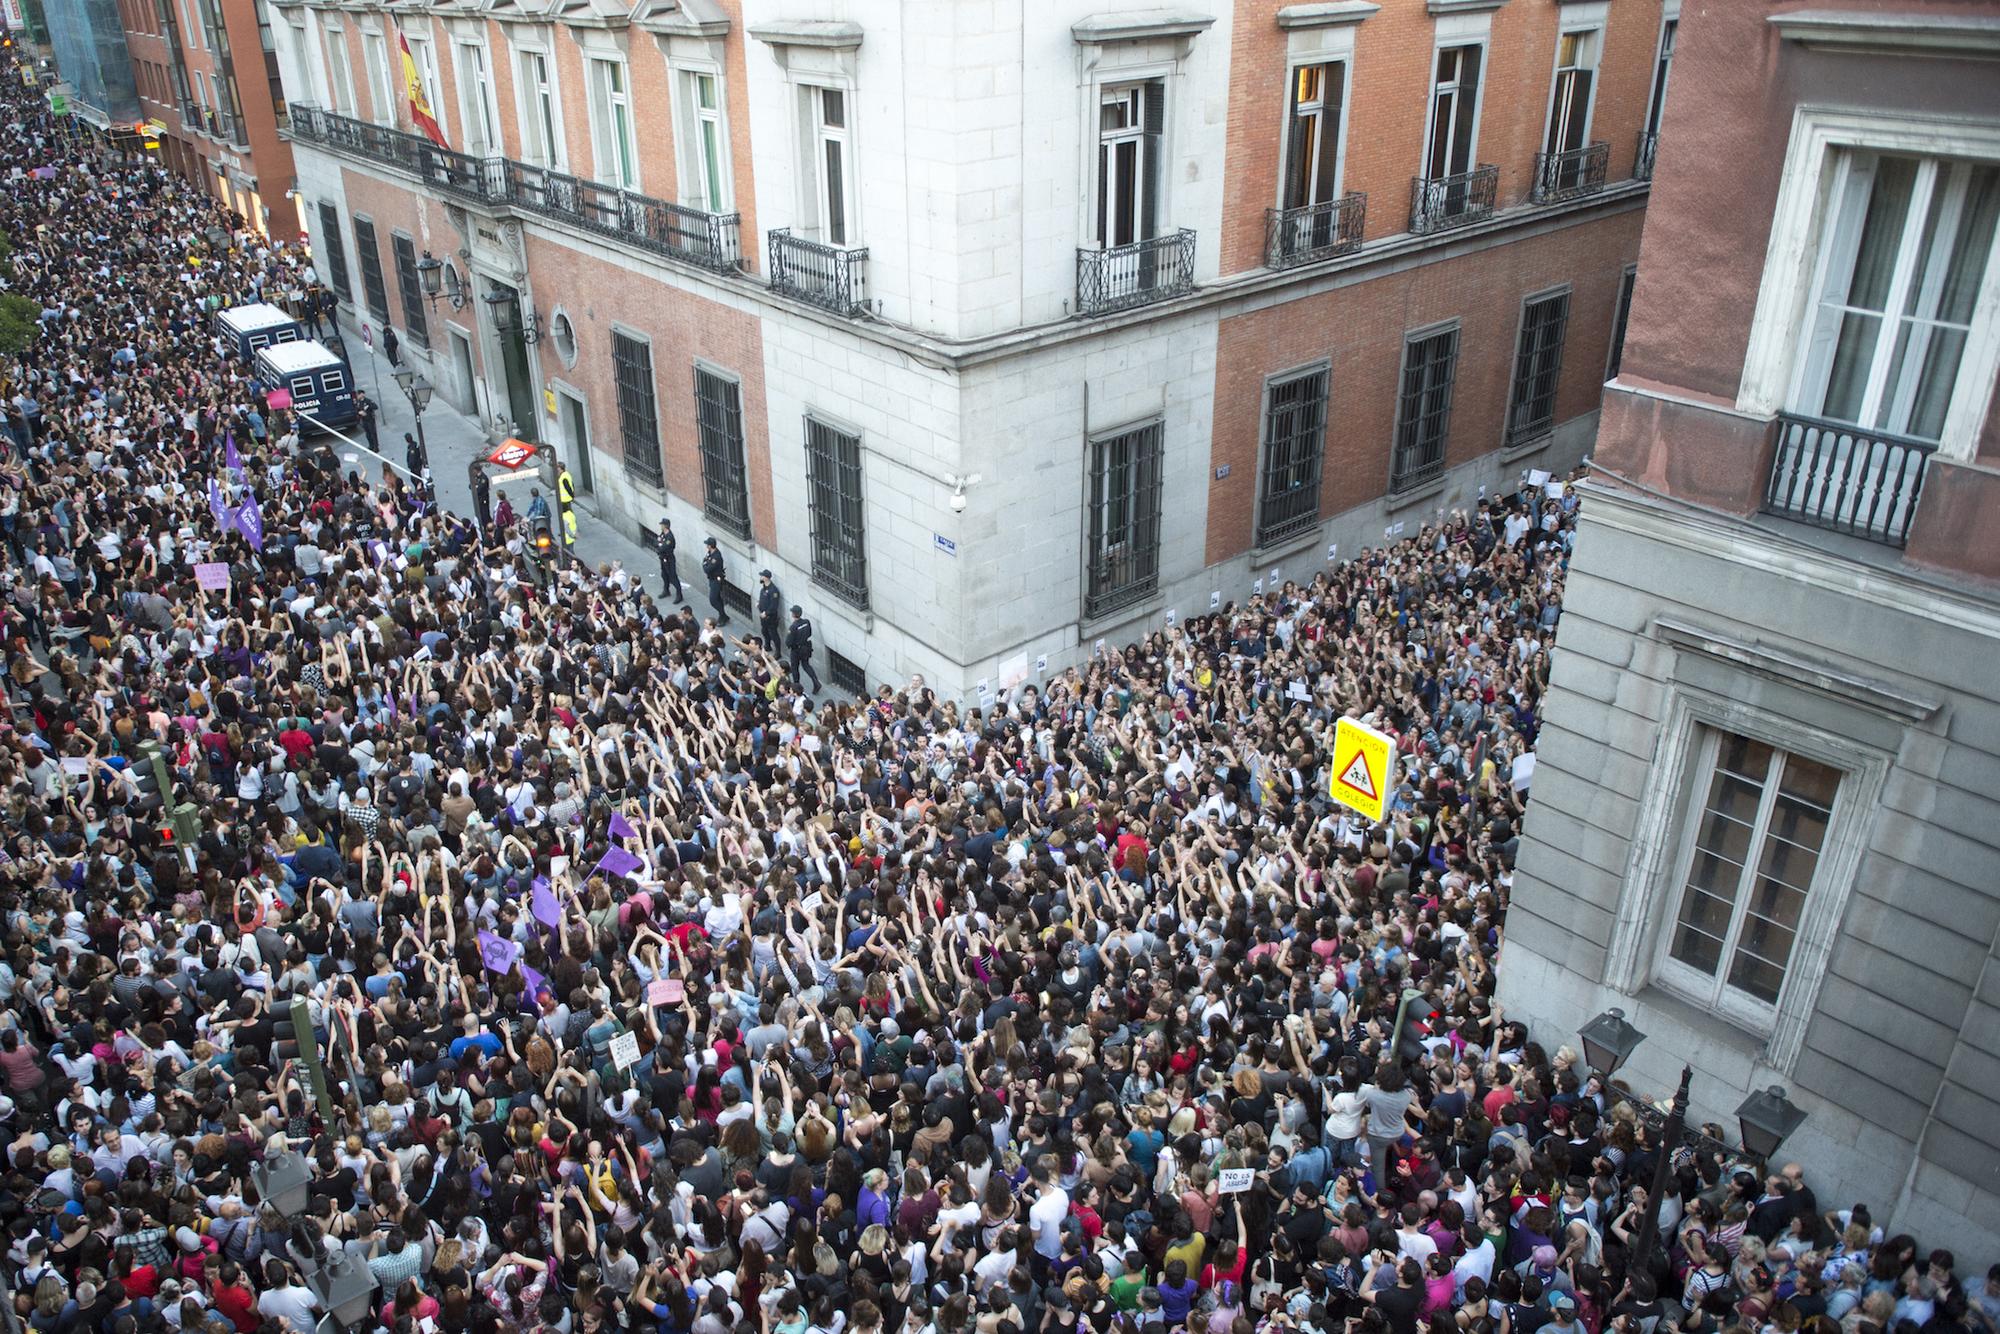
1422, 39, 1487, 181
587, 56, 639, 190
515, 45, 565, 169
1276, 54, 1352, 212
1644, 5, 1678, 141
807, 83, 854, 246
360, 28, 395, 127
1651, 729, 1844, 1032
321, 19, 355, 118
676, 65, 732, 214
1737, 106, 2000, 461
1600, 673, 1891, 1075
1541, 18, 1603, 158
454, 39, 500, 156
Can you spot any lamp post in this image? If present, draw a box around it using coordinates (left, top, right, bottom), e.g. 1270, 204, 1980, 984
417, 252, 466, 312
392, 368, 433, 490
1627, 1064, 1692, 1285
1579, 1007, 1646, 1081
1735, 1086, 1808, 1163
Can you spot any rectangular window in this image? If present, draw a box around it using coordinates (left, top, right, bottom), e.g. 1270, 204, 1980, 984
323, 368, 347, 391
1392, 325, 1459, 491
361, 30, 392, 125
1256, 366, 1329, 546
457, 42, 497, 155
1791, 151, 2000, 444
811, 86, 851, 245
693, 365, 751, 540
1282, 62, 1344, 211
589, 58, 637, 189
611, 331, 663, 488
1085, 420, 1164, 617
392, 233, 430, 348
827, 649, 867, 697
1507, 289, 1571, 447
1097, 81, 1163, 248
1425, 44, 1482, 179
1662, 729, 1842, 1014
322, 21, 354, 117
518, 49, 560, 168
683, 70, 728, 213
316, 201, 351, 304
1545, 29, 1600, 157
405, 35, 441, 124
804, 415, 869, 609
1607, 264, 1637, 378
352, 216, 390, 323
1645, 18, 1676, 140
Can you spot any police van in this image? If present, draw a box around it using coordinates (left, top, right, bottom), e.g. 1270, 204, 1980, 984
257, 340, 357, 429
215, 302, 307, 360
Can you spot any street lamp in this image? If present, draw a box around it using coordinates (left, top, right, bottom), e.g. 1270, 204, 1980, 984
1735, 1086, 1807, 1161
417, 252, 466, 311
392, 368, 433, 489
483, 288, 544, 344
1579, 1007, 1647, 1079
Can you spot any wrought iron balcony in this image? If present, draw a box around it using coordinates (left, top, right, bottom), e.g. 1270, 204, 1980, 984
768, 229, 869, 316
1409, 165, 1497, 235
1762, 411, 1936, 548
286, 106, 742, 274
1265, 193, 1366, 268
1532, 142, 1610, 204
1075, 229, 1197, 316
1636, 130, 1659, 182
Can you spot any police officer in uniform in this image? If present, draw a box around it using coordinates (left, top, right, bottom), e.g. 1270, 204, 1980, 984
756, 569, 782, 649
654, 517, 682, 601
404, 431, 427, 481
701, 537, 729, 626
786, 605, 821, 693
354, 389, 380, 455
556, 462, 577, 557
469, 459, 493, 531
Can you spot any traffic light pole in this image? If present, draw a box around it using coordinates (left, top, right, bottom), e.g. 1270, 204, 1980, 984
288, 996, 336, 1124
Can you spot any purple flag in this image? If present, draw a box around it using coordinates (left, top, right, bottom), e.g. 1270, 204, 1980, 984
208, 478, 235, 531
235, 491, 265, 551
596, 846, 645, 880
477, 929, 521, 974
608, 810, 637, 841
519, 962, 548, 1006
530, 877, 561, 929
224, 432, 242, 476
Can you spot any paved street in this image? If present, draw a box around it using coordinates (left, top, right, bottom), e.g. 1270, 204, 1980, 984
321, 314, 664, 591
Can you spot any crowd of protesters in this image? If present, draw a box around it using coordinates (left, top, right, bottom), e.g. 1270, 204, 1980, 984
1, 55, 1995, 1334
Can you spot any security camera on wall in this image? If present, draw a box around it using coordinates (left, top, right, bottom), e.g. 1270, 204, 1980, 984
950, 491, 967, 513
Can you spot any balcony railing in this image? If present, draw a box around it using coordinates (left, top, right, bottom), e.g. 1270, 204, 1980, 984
768, 229, 869, 316
1410, 165, 1497, 235
1265, 193, 1367, 268
287, 105, 742, 274
1532, 141, 1610, 204
1762, 412, 1937, 548
1636, 130, 1659, 182
1076, 229, 1197, 316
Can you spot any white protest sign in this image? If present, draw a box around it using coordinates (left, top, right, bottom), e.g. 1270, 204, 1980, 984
609, 1030, 641, 1071
1217, 1168, 1256, 1194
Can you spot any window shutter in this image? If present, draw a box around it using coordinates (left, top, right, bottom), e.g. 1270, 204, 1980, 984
1317, 63, 1344, 201
1451, 48, 1481, 173
1141, 80, 1166, 241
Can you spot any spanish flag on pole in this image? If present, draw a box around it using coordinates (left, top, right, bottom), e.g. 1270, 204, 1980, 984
399, 29, 448, 148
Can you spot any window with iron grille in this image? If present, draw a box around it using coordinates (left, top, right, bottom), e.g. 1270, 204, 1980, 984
827, 648, 867, 696
1392, 325, 1458, 492
1607, 264, 1637, 379
317, 201, 351, 304
1085, 420, 1164, 618
611, 331, 664, 487
352, 216, 390, 324
693, 365, 751, 540
391, 233, 429, 348
1506, 290, 1570, 447
1256, 366, 1329, 546
804, 416, 868, 609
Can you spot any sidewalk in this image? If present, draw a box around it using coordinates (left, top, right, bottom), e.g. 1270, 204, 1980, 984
321, 316, 663, 588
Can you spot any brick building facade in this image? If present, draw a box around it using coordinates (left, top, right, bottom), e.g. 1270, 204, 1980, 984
272, 0, 1672, 691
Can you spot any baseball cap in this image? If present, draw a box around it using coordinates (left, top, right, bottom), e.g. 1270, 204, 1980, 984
1549, 1294, 1575, 1313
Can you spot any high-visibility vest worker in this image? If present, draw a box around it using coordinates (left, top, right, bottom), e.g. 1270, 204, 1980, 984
562, 506, 577, 548
556, 465, 575, 509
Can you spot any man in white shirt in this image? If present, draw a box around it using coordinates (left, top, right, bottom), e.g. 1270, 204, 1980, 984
1027, 1161, 1071, 1266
